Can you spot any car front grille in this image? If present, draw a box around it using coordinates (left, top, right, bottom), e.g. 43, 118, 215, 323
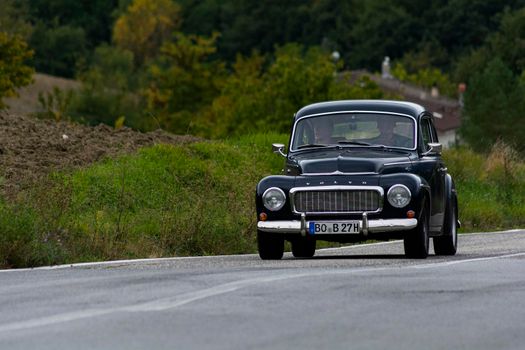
292, 189, 381, 213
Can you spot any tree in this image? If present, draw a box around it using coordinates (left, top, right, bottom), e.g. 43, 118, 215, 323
0, 0, 32, 39
113, 0, 182, 66
145, 32, 225, 133
461, 58, 524, 152
455, 6, 525, 83
29, 23, 87, 78
69, 45, 141, 127
26, 0, 118, 50
346, 0, 418, 70
0, 32, 34, 109
199, 44, 383, 138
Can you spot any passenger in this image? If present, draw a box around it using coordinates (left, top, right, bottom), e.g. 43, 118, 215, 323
312, 118, 334, 144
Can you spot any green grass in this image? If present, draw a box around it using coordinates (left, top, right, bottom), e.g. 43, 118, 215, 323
1, 136, 524, 268
0, 133, 287, 268
443, 145, 525, 231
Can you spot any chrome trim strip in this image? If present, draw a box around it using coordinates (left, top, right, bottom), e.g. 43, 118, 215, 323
257, 221, 301, 233
367, 218, 417, 232
383, 161, 412, 166
289, 185, 384, 215
257, 218, 418, 234
290, 110, 418, 152
302, 171, 378, 176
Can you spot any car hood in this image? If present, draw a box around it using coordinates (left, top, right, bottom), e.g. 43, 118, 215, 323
290, 149, 412, 175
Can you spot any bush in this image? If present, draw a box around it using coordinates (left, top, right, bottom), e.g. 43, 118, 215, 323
0, 32, 34, 109
443, 143, 525, 232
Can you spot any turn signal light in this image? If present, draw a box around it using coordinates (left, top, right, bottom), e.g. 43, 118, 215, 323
259, 212, 268, 221
407, 210, 415, 219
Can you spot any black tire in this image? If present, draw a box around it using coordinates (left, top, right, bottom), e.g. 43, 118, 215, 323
291, 237, 316, 258
257, 230, 284, 260
404, 202, 430, 259
433, 198, 458, 256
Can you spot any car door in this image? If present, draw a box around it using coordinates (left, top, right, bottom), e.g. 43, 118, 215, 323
417, 116, 446, 232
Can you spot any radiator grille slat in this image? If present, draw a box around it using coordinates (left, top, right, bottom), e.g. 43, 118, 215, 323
294, 190, 380, 213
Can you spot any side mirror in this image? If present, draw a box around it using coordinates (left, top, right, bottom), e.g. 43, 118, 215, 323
425, 142, 442, 155
272, 143, 287, 157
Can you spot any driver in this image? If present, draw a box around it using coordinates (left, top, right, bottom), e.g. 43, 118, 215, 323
373, 118, 412, 148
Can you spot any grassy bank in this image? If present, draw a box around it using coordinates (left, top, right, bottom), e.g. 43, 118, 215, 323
0, 133, 287, 268
443, 142, 525, 231
1, 137, 524, 268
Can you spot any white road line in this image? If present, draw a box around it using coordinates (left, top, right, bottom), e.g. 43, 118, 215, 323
0, 228, 523, 273
0, 251, 524, 334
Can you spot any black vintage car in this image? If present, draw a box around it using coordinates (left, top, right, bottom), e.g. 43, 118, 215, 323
255, 100, 459, 259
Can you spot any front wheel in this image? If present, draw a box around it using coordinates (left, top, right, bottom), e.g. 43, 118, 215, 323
434, 198, 458, 255
404, 203, 430, 259
257, 230, 284, 260
291, 237, 316, 258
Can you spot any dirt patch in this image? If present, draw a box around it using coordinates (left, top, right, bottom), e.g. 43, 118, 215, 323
0, 112, 200, 197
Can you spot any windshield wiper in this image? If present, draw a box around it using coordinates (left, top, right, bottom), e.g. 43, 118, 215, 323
337, 141, 372, 146
368, 144, 411, 153
297, 143, 329, 149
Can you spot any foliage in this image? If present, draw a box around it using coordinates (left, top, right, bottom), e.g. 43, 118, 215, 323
0, 32, 34, 109
391, 62, 457, 98
113, 0, 182, 66
443, 144, 525, 231
460, 58, 525, 153
69, 45, 143, 127
145, 32, 225, 133
0, 0, 33, 39
25, 0, 118, 51
198, 44, 383, 138
29, 23, 88, 78
455, 7, 525, 83
37, 87, 74, 121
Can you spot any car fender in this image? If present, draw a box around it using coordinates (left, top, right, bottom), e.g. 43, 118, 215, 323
256, 176, 296, 220
444, 173, 459, 228
379, 173, 431, 220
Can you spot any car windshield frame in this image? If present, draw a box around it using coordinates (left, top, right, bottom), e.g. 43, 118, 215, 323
289, 111, 418, 152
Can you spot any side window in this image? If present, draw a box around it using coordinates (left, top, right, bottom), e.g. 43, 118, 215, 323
429, 120, 439, 143
420, 118, 432, 150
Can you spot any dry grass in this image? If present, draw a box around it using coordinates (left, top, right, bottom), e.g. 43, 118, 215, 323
4, 73, 80, 115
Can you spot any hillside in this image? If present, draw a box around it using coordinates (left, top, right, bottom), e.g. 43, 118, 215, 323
4, 73, 80, 115
0, 111, 198, 197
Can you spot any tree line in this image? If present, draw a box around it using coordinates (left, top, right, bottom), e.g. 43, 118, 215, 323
1, 0, 525, 151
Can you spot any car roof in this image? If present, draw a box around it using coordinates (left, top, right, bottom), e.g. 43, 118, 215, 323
294, 100, 428, 120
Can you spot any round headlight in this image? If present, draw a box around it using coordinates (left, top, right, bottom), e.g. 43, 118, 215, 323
262, 187, 286, 211
387, 184, 411, 208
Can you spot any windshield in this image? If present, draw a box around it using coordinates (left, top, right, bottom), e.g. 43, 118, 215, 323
291, 113, 416, 151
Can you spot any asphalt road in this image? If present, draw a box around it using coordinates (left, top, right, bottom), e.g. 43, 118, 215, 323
1, 230, 525, 350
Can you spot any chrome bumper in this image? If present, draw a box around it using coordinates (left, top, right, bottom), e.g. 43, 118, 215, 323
257, 213, 417, 236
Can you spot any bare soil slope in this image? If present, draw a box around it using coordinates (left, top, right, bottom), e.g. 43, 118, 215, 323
0, 111, 198, 196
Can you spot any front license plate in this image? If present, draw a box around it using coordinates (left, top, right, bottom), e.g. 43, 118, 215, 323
309, 221, 360, 235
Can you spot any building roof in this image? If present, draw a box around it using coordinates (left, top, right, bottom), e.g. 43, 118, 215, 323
350, 71, 462, 132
